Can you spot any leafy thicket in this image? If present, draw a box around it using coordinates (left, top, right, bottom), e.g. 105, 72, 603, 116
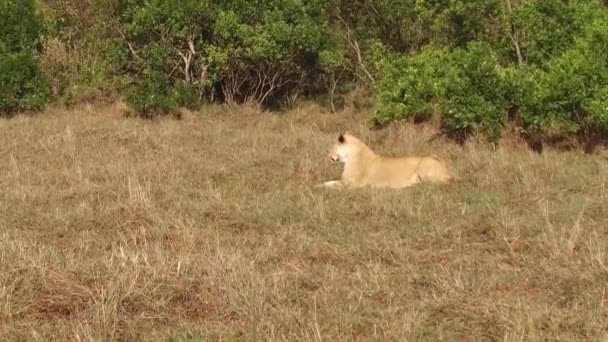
4, 0, 608, 146
0, 0, 49, 114
102, 0, 344, 116
369, 0, 608, 144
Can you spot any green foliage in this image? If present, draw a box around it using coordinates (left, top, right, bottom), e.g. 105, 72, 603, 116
0, 51, 50, 113
125, 72, 176, 117
373, 0, 608, 143
374, 46, 450, 125
503, 5, 608, 136
425, 0, 503, 48
374, 43, 506, 141
6, 0, 607, 146
125, 75, 203, 117
0, 0, 49, 114
113, 0, 338, 113
507, 0, 582, 65
172, 83, 202, 110
443, 43, 506, 140
0, 0, 42, 52
317, 30, 353, 110
116, 0, 213, 113
208, 1, 327, 105
332, 0, 502, 53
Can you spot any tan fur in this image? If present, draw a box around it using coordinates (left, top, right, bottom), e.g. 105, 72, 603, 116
319, 133, 451, 189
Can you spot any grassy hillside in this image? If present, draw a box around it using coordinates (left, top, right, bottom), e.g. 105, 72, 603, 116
1, 104, 607, 341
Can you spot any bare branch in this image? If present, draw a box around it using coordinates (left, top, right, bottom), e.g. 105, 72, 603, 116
115, 26, 142, 61
336, 15, 375, 87
505, 0, 524, 66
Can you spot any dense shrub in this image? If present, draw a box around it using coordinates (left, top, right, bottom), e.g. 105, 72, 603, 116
374, 43, 505, 141
0, 51, 50, 113
3, 0, 605, 147
331, 0, 502, 52
511, 7, 608, 136
373, 46, 450, 125
442, 43, 506, 141
372, 0, 608, 143
0, 0, 49, 114
0, 0, 42, 53
124, 72, 177, 117
113, 0, 340, 113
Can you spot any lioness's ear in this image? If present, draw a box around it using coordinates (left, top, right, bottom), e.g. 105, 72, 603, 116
338, 134, 345, 144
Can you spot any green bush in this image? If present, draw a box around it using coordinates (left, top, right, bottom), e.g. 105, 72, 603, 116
507, 0, 582, 66
0, 51, 50, 113
582, 88, 608, 130
0, 0, 42, 52
372, 0, 608, 143
0, 0, 49, 114
112, 0, 212, 114
374, 43, 506, 141
373, 46, 450, 125
172, 83, 202, 110
125, 72, 177, 117
512, 10, 608, 136
443, 43, 506, 141
209, 4, 325, 105
112, 0, 338, 114
2, 0, 604, 148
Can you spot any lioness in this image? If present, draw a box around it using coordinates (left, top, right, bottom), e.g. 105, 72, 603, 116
319, 133, 451, 189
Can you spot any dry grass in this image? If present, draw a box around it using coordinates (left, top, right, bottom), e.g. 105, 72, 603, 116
1, 103, 607, 341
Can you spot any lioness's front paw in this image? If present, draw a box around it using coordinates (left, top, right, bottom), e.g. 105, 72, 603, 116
319, 180, 342, 188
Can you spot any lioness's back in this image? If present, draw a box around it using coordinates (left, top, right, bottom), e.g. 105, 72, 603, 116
371, 156, 450, 184
368, 157, 420, 179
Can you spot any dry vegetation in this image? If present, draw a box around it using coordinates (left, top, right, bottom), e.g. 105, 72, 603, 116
1, 103, 608, 341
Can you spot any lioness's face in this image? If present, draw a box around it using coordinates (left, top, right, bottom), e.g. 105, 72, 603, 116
330, 134, 349, 163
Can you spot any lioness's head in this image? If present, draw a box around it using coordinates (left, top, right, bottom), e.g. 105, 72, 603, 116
330, 133, 359, 163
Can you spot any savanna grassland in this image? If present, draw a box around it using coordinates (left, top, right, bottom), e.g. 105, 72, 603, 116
1, 104, 608, 341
